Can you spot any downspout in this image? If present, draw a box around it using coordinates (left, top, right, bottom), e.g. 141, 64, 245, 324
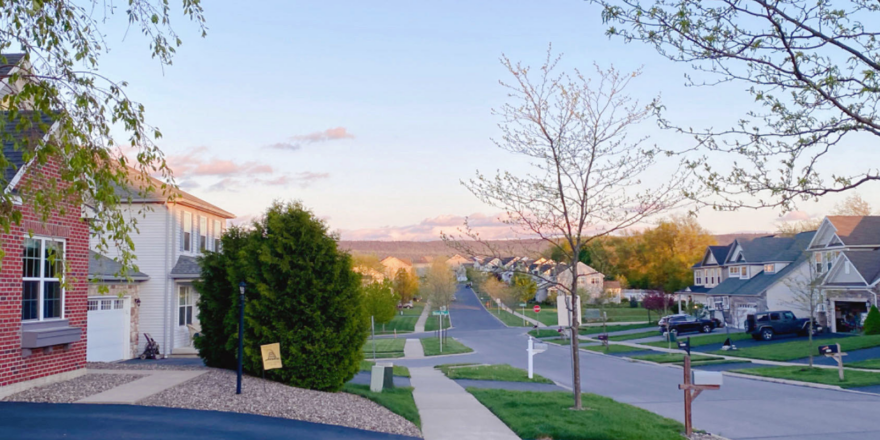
163, 204, 172, 356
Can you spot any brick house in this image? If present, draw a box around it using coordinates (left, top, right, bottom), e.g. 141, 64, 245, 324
0, 112, 90, 397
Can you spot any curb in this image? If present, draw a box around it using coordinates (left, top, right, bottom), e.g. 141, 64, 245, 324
721, 371, 880, 396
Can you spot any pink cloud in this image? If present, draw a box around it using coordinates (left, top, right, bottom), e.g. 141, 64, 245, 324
339, 213, 523, 241
776, 210, 813, 222
166, 147, 274, 177
269, 127, 355, 151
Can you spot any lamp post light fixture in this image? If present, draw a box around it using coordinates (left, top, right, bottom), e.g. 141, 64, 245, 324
236, 281, 246, 395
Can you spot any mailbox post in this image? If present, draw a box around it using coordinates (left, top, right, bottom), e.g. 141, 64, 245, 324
678, 351, 722, 436
819, 343, 847, 381
527, 337, 548, 379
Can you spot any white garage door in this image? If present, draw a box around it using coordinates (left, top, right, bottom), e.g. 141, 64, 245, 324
87, 297, 129, 362
735, 304, 757, 329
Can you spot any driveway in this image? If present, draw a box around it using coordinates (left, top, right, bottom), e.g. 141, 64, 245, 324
0, 402, 420, 440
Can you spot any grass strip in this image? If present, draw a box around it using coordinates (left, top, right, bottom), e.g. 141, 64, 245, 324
713, 335, 880, 362
359, 360, 411, 377
529, 329, 563, 338
732, 366, 880, 389
421, 337, 473, 356
628, 353, 714, 364
847, 359, 880, 370
361, 338, 406, 359
643, 332, 751, 349
583, 344, 644, 354
468, 389, 684, 440
609, 330, 661, 342
342, 384, 420, 427
436, 364, 553, 383
494, 309, 533, 327
579, 323, 656, 335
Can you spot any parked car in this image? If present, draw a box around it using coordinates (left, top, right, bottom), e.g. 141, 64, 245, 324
659, 314, 720, 336
397, 301, 414, 309
746, 310, 821, 341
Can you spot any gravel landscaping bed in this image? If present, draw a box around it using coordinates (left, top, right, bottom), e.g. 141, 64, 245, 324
86, 361, 206, 371
139, 369, 421, 438
2, 373, 145, 403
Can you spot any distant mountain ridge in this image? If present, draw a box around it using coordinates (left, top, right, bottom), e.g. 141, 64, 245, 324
339, 233, 768, 261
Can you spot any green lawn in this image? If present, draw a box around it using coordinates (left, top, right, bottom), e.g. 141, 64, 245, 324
733, 366, 880, 388
609, 330, 661, 342
848, 359, 880, 370
362, 338, 406, 359
643, 332, 751, 349
421, 337, 473, 356
374, 303, 424, 335
468, 389, 684, 440
584, 307, 653, 323
494, 309, 532, 327
436, 364, 553, 383
713, 335, 880, 362
359, 360, 411, 377
545, 338, 571, 345
530, 329, 564, 338
628, 353, 715, 363
583, 344, 644, 354
579, 323, 656, 335
521, 308, 559, 326
423, 307, 452, 331
684, 359, 750, 367
342, 384, 421, 427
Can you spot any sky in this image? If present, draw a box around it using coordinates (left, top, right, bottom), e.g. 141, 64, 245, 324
91, 0, 879, 240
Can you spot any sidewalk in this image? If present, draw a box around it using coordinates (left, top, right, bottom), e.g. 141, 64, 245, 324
78, 369, 206, 404
414, 301, 432, 333
404, 338, 425, 359
499, 303, 545, 328
409, 367, 519, 440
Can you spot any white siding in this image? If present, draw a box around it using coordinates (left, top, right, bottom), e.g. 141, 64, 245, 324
765, 262, 813, 318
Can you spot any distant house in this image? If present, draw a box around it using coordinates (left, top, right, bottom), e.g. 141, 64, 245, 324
446, 254, 470, 269
812, 216, 880, 332
553, 262, 605, 303
87, 252, 149, 361
603, 280, 622, 303
380, 256, 413, 278
412, 256, 434, 277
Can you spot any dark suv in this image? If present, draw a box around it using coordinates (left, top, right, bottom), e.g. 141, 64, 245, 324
659, 314, 721, 336
746, 311, 821, 341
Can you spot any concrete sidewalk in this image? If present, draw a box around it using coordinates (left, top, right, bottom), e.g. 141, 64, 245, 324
404, 339, 425, 359
410, 367, 519, 440
78, 369, 206, 404
414, 301, 431, 333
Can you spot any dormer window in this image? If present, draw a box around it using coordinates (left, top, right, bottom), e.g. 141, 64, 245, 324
729, 266, 740, 277
764, 264, 775, 274
695, 270, 703, 285
815, 252, 823, 273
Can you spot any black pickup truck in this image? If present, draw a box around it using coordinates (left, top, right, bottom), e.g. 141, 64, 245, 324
746, 311, 822, 341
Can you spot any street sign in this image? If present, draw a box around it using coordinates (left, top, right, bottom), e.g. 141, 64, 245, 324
432, 310, 449, 316
519, 303, 527, 307
533, 305, 541, 313
260, 343, 283, 370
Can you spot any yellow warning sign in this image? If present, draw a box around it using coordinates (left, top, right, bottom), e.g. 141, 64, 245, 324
260, 343, 282, 370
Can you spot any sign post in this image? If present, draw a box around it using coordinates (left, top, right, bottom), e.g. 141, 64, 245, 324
526, 337, 548, 379
236, 282, 246, 395
519, 303, 527, 326
432, 309, 449, 353
819, 343, 847, 381
678, 353, 722, 436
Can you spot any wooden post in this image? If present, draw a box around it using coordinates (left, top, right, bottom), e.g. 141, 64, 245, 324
683, 355, 693, 436
836, 343, 844, 382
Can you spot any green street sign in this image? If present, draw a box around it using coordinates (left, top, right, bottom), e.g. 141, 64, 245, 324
519, 303, 527, 307
432, 310, 450, 316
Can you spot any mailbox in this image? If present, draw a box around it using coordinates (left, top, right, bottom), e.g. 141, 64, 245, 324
533, 342, 548, 353
819, 344, 839, 355
597, 334, 609, 341
692, 371, 723, 386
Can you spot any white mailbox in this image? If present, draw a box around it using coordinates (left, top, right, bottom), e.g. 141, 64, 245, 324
692, 371, 723, 386
533, 342, 548, 354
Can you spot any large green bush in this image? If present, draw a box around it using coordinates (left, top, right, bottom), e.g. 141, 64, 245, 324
865, 305, 880, 335
195, 201, 368, 392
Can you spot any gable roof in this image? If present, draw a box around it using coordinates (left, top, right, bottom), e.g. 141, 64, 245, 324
823, 216, 880, 247
734, 231, 815, 263
2, 111, 57, 186
381, 256, 413, 266
843, 250, 880, 284
695, 245, 731, 267
0, 53, 25, 78
113, 166, 235, 219
708, 253, 809, 296
89, 251, 149, 282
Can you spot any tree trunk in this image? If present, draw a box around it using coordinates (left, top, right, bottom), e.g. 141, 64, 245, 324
569, 263, 582, 410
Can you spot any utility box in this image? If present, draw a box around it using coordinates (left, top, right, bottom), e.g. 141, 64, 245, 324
377, 362, 395, 389
371, 363, 395, 392
692, 371, 723, 386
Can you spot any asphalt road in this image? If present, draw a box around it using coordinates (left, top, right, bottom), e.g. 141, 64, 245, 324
400, 284, 880, 440
0, 402, 420, 440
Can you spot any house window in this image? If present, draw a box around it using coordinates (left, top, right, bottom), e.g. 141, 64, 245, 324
729, 266, 739, 277
764, 264, 775, 274
815, 252, 823, 273
199, 216, 208, 251
695, 270, 703, 285
22, 237, 64, 321
213, 219, 222, 251
824, 251, 834, 271
183, 211, 193, 252
178, 285, 194, 326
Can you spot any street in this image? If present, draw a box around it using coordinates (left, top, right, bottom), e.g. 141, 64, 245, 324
398, 285, 880, 440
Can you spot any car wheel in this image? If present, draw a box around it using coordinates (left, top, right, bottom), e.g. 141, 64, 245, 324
761, 328, 774, 341
702, 324, 712, 333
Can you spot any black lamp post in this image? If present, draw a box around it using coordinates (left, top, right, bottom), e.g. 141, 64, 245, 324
236, 281, 246, 395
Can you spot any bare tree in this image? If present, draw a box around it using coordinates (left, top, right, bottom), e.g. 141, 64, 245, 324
784, 262, 824, 367
595, 0, 880, 211
423, 259, 457, 311
443, 49, 688, 409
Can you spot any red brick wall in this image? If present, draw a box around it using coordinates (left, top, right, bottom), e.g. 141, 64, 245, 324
0, 156, 89, 388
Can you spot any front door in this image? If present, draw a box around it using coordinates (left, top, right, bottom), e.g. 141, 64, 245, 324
175, 285, 200, 348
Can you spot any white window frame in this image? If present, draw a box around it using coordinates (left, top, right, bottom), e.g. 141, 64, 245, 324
178, 285, 194, 326
213, 219, 222, 251
815, 252, 823, 273
695, 269, 703, 285
764, 263, 775, 274
21, 237, 66, 322
199, 216, 208, 252
183, 211, 193, 252
729, 266, 740, 277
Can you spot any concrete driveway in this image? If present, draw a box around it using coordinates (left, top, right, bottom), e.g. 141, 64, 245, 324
0, 402, 420, 440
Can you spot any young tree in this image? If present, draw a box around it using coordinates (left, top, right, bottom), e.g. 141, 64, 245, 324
444, 51, 687, 409
595, 0, 880, 210
643, 291, 674, 323
832, 194, 873, 216
511, 272, 538, 303
422, 259, 457, 311
195, 201, 368, 392
393, 268, 420, 303
0, 2, 206, 273
784, 264, 824, 366
362, 280, 400, 332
